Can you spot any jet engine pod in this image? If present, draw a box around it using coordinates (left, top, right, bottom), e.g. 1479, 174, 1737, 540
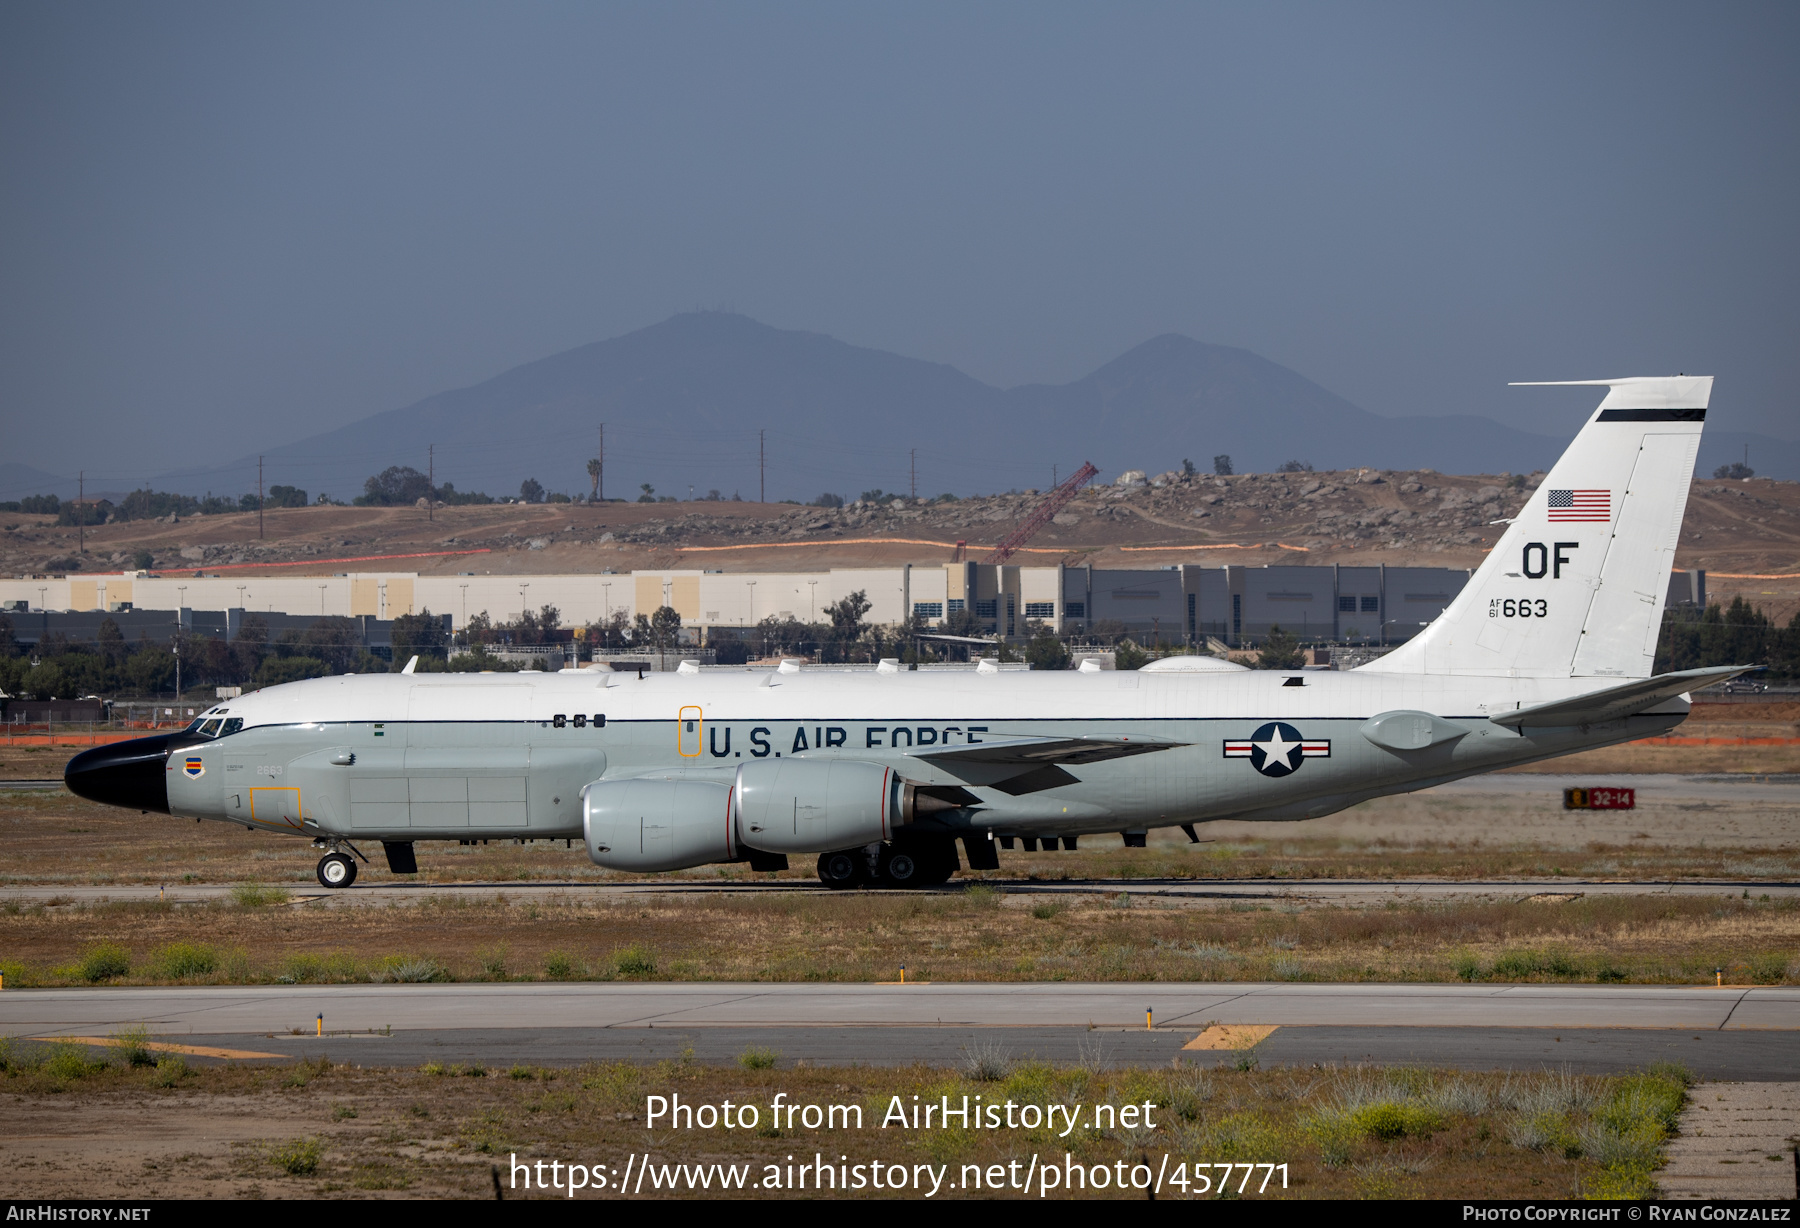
582, 776, 734, 872
733, 759, 900, 854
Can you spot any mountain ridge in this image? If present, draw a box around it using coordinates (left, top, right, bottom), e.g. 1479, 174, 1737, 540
13, 313, 1793, 501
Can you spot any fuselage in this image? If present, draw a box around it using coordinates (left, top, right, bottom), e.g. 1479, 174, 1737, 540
66, 664, 1686, 847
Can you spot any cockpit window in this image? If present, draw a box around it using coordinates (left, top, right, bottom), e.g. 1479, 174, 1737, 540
197, 719, 223, 737
220, 718, 244, 736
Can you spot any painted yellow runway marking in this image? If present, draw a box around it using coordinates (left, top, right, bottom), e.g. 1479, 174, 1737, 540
1183, 1024, 1278, 1051
57, 1037, 283, 1060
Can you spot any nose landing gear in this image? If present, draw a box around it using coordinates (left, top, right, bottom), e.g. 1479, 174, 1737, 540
311, 839, 367, 889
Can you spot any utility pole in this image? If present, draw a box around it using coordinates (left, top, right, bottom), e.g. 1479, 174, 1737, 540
910, 449, 916, 500
77, 471, 84, 555
428, 444, 434, 521
759, 429, 765, 504
258, 456, 265, 539
598, 423, 605, 502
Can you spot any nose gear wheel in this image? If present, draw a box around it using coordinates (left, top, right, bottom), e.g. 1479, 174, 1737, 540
316, 852, 358, 888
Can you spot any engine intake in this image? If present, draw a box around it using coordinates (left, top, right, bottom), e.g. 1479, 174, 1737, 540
583, 776, 734, 871
734, 759, 904, 854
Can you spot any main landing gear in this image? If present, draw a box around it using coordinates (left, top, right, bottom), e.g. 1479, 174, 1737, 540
312, 839, 367, 889
817, 840, 960, 890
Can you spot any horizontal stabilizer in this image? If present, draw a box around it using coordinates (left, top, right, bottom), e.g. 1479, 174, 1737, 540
917, 734, 1184, 767
1488, 666, 1754, 728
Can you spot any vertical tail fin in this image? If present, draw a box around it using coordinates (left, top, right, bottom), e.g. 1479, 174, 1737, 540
1361, 376, 1709, 679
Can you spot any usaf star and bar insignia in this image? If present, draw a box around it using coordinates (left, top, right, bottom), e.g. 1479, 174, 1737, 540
1223, 722, 1330, 777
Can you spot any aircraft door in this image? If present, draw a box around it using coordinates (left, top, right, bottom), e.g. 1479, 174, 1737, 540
677, 706, 702, 757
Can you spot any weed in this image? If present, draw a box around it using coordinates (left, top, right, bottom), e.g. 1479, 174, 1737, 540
112, 1024, 157, 1068
419, 1062, 446, 1076
1303, 1112, 1361, 1166
961, 1040, 1012, 1082
1269, 957, 1306, 981
542, 951, 575, 980
476, 944, 509, 979
77, 942, 130, 983
44, 1042, 100, 1081
1030, 902, 1063, 920
1489, 948, 1580, 980
268, 1137, 323, 1176
332, 1104, 359, 1120
279, 952, 358, 984
149, 942, 218, 980
1206, 1112, 1290, 1160
1349, 1101, 1443, 1140
613, 945, 657, 977
372, 957, 450, 984
508, 1065, 536, 1081
737, 1046, 780, 1071
231, 884, 291, 908
152, 1055, 189, 1087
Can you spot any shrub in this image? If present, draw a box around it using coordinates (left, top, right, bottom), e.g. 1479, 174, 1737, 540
268, 1137, 323, 1176
112, 1025, 157, 1068
613, 945, 657, 977
279, 953, 358, 984
477, 945, 508, 979
78, 943, 130, 982
149, 942, 218, 980
1489, 948, 1579, 980
737, 1047, 780, 1071
961, 1041, 1011, 1082
231, 884, 290, 907
44, 1042, 100, 1081
373, 958, 450, 983
1206, 1112, 1290, 1160
1349, 1101, 1443, 1140
1030, 902, 1063, 920
1747, 952, 1789, 984
1304, 1112, 1361, 1166
542, 952, 576, 980
1509, 1110, 1580, 1156
153, 1055, 190, 1087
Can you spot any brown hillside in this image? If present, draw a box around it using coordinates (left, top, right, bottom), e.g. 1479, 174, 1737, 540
5, 470, 1796, 621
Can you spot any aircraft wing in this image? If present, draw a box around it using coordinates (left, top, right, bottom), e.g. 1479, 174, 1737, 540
1488, 666, 1757, 728
916, 734, 1184, 767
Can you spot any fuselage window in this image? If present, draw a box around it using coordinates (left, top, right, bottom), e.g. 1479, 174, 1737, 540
573, 714, 587, 728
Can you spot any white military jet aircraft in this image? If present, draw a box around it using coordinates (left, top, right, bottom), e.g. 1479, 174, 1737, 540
67, 376, 1750, 889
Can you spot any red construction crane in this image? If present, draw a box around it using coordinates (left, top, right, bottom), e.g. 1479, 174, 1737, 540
984, 461, 1100, 565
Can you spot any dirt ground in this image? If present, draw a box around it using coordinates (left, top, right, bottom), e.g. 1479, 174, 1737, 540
0, 1057, 1666, 1200
4, 878, 1796, 988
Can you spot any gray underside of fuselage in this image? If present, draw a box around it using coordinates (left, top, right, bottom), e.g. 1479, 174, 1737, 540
160, 709, 1686, 846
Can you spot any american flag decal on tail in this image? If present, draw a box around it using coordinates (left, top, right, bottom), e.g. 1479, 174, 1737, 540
1546, 489, 1610, 522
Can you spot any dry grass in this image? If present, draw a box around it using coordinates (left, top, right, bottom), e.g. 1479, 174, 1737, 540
4, 781, 1800, 893
2, 887, 1795, 988
0, 1045, 1682, 1200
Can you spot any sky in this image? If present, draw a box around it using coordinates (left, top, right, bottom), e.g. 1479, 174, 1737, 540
2, 1, 1796, 491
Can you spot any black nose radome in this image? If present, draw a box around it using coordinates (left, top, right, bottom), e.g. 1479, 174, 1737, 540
65, 735, 180, 813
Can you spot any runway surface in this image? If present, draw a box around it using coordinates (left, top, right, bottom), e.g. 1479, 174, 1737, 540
8, 982, 1794, 1033
6, 875, 1796, 907
7, 984, 1795, 1076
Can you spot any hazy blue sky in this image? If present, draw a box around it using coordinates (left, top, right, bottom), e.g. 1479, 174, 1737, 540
3, 2, 1796, 486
